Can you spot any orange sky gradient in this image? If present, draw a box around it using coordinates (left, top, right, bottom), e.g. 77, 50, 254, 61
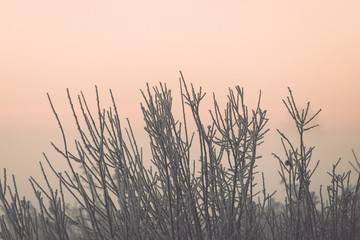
1, 0, 360, 200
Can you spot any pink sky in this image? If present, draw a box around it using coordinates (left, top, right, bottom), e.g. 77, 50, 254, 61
1, 0, 360, 198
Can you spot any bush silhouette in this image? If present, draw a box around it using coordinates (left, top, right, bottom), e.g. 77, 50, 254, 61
1, 72, 359, 239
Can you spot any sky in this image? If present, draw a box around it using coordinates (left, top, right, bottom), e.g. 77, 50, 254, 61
1, 0, 360, 200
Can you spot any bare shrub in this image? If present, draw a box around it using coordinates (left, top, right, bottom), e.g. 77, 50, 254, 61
1, 72, 359, 239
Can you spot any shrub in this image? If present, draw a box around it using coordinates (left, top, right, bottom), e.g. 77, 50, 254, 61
1, 72, 359, 239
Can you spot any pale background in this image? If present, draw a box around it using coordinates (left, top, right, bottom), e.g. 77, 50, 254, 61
1, 0, 359, 201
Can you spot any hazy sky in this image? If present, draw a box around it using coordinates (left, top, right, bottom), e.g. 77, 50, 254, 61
1, 0, 360, 199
